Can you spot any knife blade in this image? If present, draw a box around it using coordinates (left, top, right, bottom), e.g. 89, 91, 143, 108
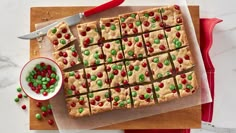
18, 0, 124, 40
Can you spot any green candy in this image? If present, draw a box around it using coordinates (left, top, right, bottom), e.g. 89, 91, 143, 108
79, 97, 84, 101
122, 45, 126, 50
134, 66, 139, 71
60, 39, 66, 44
176, 25, 181, 30
128, 51, 134, 56
84, 50, 90, 56
93, 53, 99, 59
144, 13, 149, 18
14, 97, 19, 102
95, 59, 100, 64
153, 57, 159, 63
90, 37, 94, 43
23, 94, 28, 98
175, 41, 182, 48
125, 61, 130, 65
67, 90, 72, 95
109, 74, 114, 79
84, 60, 88, 66
126, 99, 131, 104
33, 82, 38, 87
154, 86, 160, 91
17, 87, 22, 92
118, 45, 122, 50
70, 46, 76, 52
50, 73, 56, 78
119, 101, 125, 107
50, 88, 55, 93
112, 65, 118, 70
37, 75, 42, 80
117, 65, 122, 70
130, 13, 136, 18
35, 113, 42, 120
114, 96, 120, 102
107, 57, 113, 63
139, 74, 145, 82
115, 40, 120, 44
128, 71, 133, 76
134, 36, 139, 42
166, 71, 171, 76
91, 75, 97, 81
96, 79, 103, 87
41, 106, 47, 112
151, 24, 156, 29
154, 39, 160, 44
36, 64, 41, 69
173, 38, 178, 44
51, 28, 57, 34
169, 84, 176, 90
120, 17, 125, 22
52, 67, 56, 72
151, 18, 156, 23
157, 73, 163, 79
88, 93, 94, 98
186, 84, 193, 89
135, 21, 141, 26
178, 84, 183, 89
144, 94, 150, 99
188, 75, 193, 80
101, 25, 105, 30
110, 24, 116, 30
158, 8, 165, 13
164, 60, 170, 66
156, 94, 160, 98
105, 92, 109, 98
48, 104, 52, 109
78, 107, 84, 113
69, 72, 74, 76
138, 54, 143, 58
171, 55, 176, 60
42, 77, 46, 82
111, 49, 117, 55
132, 91, 137, 97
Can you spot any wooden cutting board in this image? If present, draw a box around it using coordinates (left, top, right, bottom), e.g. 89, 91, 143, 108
30, 6, 200, 130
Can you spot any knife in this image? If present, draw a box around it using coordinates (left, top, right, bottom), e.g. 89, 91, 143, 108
18, 0, 124, 40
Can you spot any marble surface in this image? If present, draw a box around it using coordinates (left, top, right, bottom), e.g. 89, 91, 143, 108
0, 0, 236, 133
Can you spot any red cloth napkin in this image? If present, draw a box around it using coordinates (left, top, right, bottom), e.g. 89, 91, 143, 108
124, 18, 222, 133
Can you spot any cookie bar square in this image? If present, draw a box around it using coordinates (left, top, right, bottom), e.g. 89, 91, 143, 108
130, 84, 155, 108
111, 87, 132, 109
138, 8, 163, 32
64, 70, 87, 97
52, 45, 80, 70
159, 5, 183, 28
147, 53, 173, 80
125, 59, 151, 84
47, 22, 76, 51
81, 45, 105, 67
66, 95, 90, 117
77, 21, 101, 47
122, 35, 146, 59
164, 25, 188, 50
88, 90, 111, 114
175, 71, 198, 97
153, 78, 179, 103
170, 46, 194, 72
143, 30, 169, 55
105, 62, 128, 87
85, 65, 109, 91
102, 40, 124, 63
119, 12, 142, 36
100, 17, 121, 40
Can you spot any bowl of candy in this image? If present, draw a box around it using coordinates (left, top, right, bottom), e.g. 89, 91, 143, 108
20, 57, 63, 101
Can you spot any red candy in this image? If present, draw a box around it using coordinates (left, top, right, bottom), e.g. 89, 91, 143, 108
115, 88, 121, 92
148, 47, 154, 53
48, 119, 54, 125
97, 72, 103, 78
157, 62, 163, 68
146, 87, 152, 93
174, 5, 180, 10
118, 53, 123, 59
149, 11, 154, 16
136, 42, 142, 47
63, 52, 68, 57
105, 23, 111, 27
98, 102, 104, 107
180, 74, 186, 78
182, 79, 187, 84
121, 23, 126, 28
145, 71, 149, 77
134, 86, 139, 90
139, 95, 145, 100
159, 82, 164, 88
128, 23, 133, 28
146, 41, 151, 47
129, 65, 134, 71
184, 55, 190, 60
36, 101, 42, 107
113, 70, 119, 75
56, 33, 62, 38
176, 17, 182, 23
63, 59, 68, 64
144, 33, 149, 38
71, 85, 76, 90
158, 34, 164, 39
52, 40, 58, 45
143, 21, 150, 27
132, 28, 138, 33
95, 96, 100, 101
21, 105, 26, 110
72, 52, 77, 57
18, 94, 23, 98
62, 28, 67, 33
155, 15, 160, 21
176, 32, 181, 38
42, 111, 48, 117
80, 31, 86, 36
177, 58, 183, 64
127, 41, 132, 46
121, 70, 126, 77
99, 54, 104, 59
162, 15, 168, 20
159, 45, 166, 50
71, 102, 76, 107
123, 80, 128, 85
142, 62, 147, 67
43, 91, 48, 96
86, 27, 91, 32
105, 43, 110, 48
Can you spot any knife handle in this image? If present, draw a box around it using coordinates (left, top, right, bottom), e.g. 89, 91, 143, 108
84, 0, 124, 17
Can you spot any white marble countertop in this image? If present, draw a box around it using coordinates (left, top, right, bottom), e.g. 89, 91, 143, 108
1, 0, 236, 133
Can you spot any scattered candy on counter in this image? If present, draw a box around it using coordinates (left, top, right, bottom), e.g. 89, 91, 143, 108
26, 62, 59, 96
14, 86, 55, 126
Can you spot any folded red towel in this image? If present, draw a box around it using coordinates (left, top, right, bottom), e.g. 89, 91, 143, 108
124, 18, 222, 133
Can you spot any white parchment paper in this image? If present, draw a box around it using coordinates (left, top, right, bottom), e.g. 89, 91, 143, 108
35, 0, 211, 131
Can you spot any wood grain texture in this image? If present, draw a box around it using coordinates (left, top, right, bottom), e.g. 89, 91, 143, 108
30, 6, 200, 130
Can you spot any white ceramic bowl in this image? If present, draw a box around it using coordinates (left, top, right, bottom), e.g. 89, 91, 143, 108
20, 57, 63, 101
